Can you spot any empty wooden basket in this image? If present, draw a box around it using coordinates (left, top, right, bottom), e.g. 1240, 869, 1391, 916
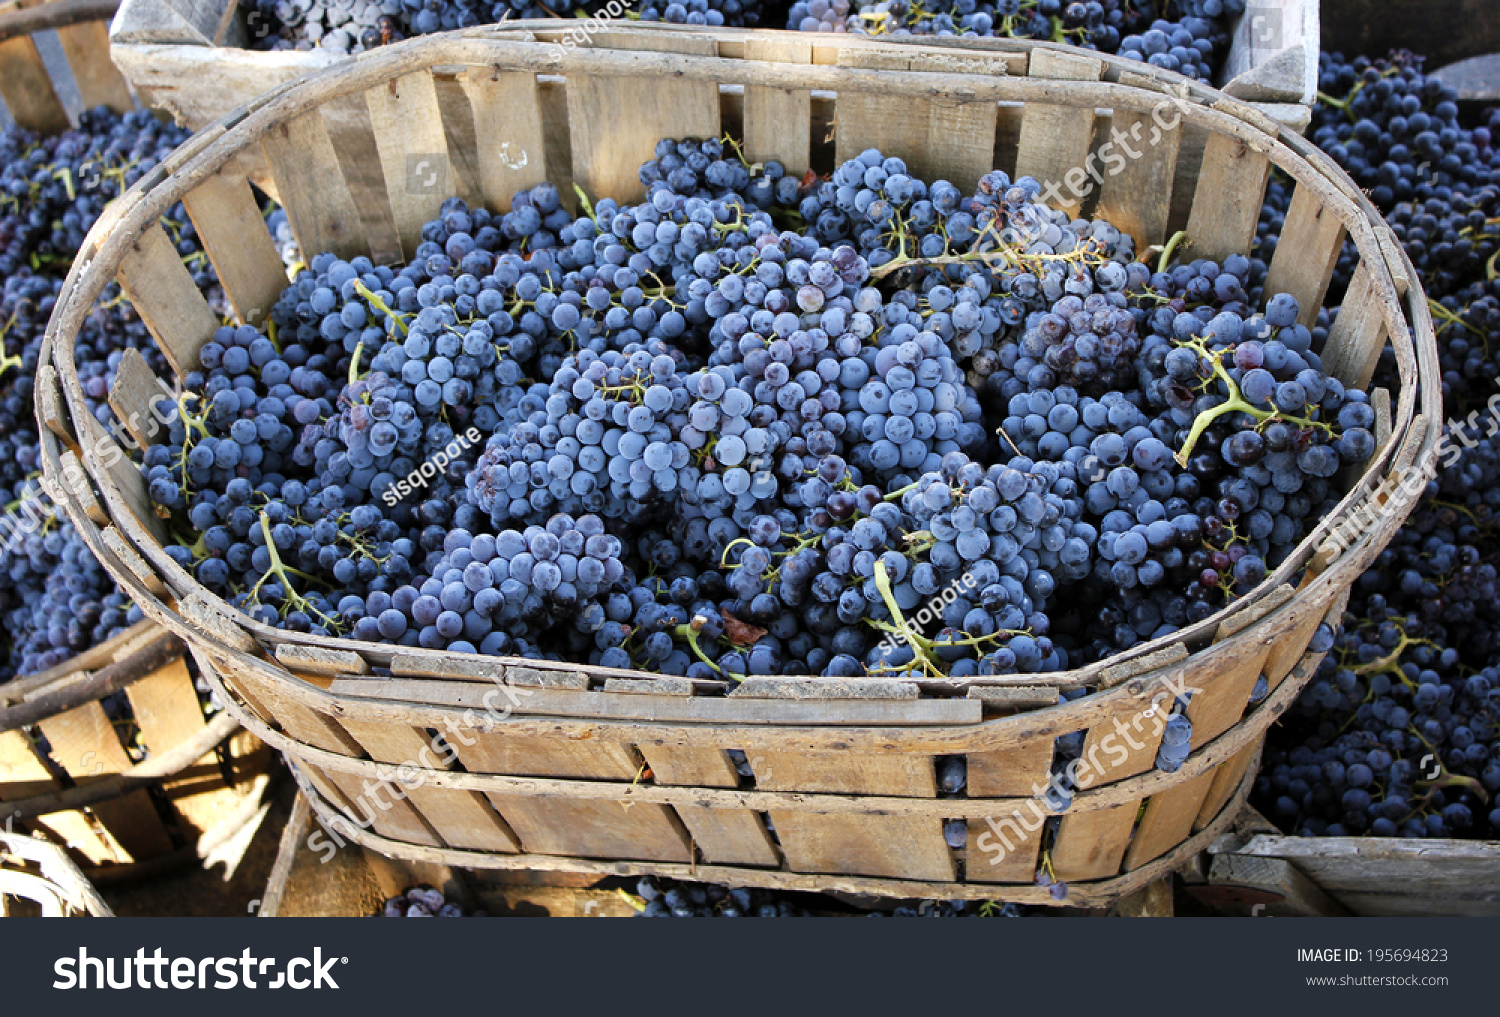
38, 28, 1438, 904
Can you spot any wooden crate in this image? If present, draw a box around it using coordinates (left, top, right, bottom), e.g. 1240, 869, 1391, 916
0, 619, 272, 879
36, 30, 1438, 904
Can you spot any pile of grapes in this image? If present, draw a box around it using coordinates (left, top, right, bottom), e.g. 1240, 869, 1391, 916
0, 107, 226, 680
1252, 50, 1500, 841
242, 0, 1250, 85
143, 134, 1373, 696
376, 885, 478, 916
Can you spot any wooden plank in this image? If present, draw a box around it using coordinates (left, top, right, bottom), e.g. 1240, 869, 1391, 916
1322, 261, 1388, 389
458, 66, 546, 213
36, 702, 175, 861
333, 676, 981, 726
1013, 49, 1104, 219
1237, 835, 1500, 917
36, 364, 78, 455
752, 750, 953, 881
1184, 131, 1272, 262
566, 70, 718, 206
181, 169, 285, 327
56, 19, 133, 113
1194, 742, 1261, 830
432, 72, 481, 207
0, 730, 119, 865
332, 715, 522, 854
1185, 644, 1270, 748
1123, 770, 1217, 870
1208, 854, 1349, 916
1052, 804, 1137, 881
449, 729, 693, 863
742, 35, 811, 177
1263, 183, 1347, 327
260, 109, 368, 263
966, 739, 1053, 797
637, 744, 779, 868
0, 33, 68, 134
115, 222, 220, 379
966, 809, 1043, 883
1096, 106, 1181, 251
106, 347, 168, 451
318, 91, 402, 266
365, 70, 451, 260
275, 644, 370, 677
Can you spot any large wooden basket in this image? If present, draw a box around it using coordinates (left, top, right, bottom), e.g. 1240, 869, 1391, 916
37, 28, 1439, 904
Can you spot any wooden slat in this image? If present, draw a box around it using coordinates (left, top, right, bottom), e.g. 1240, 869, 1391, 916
1264, 600, 1330, 691
106, 347, 168, 450
365, 70, 451, 260
638, 744, 779, 868
966, 739, 1053, 797
58, 451, 106, 525
1194, 742, 1260, 830
566, 71, 719, 206
115, 222, 220, 379
181, 169, 285, 327
752, 750, 953, 881
742, 36, 811, 177
432, 72, 482, 206
1014, 49, 1103, 219
317, 91, 402, 265
332, 715, 522, 854
1263, 184, 1347, 326
966, 810, 1043, 883
1321, 261, 1388, 388
1185, 645, 1270, 748
0, 33, 68, 134
1051, 804, 1137, 881
1207, 853, 1349, 916
37, 364, 78, 454
123, 656, 245, 837
0, 730, 119, 865
1096, 107, 1181, 250
458, 66, 546, 213
36, 702, 174, 861
1123, 770, 1217, 870
56, 19, 133, 113
449, 730, 693, 863
260, 109, 368, 263
1184, 131, 1271, 262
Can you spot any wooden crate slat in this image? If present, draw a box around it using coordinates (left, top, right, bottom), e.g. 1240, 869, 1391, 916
637, 744, 779, 868
1013, 49, 1103, 219
115, 222, 220, 379
834, 89, 997, 197
1185, 644, 1271, 749
1051, 803, 1137, 881
966, 812, 1043, 883
0, 729, 121, 865
319, 91, 403, 265
1321, 261, 1388, 388
1264, 599, 1331, 691
56, 19, 134, 113
432, 71, 482, 207
566, 71, 719, 206
260, 109, 369, 263
751, 750, 952, 881
0, 33, 69, 134
458, 66, 547, 213
36, 701, 175, 861
1183, 131, 1271, 262
742, 35, 811, 177
333, 715, 522, 854
1194, 742, 1260, 830
450, 730, 693, 862
1123, 770, 1217, 870
1263, 183, 1348, 326
181, 168, 287, 327
364, 69, 451, 260
966, 738, 1055, 797
1096, 107, 1181, 250
105, 347, 169, 451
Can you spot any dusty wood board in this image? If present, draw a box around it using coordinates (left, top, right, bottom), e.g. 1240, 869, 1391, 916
334, 676, 981, 725
0, 33, 68, 134
36, 702, 175, 861
317, 90, 403, 265
106, 347, 170, 451
260, 109, 369, 263
458, 66, 547, 213
181, 169, 286, 327
0, 730, 120, 865
115, 222, 220, 379
1322, 261, 1389, 390
742, 35, 811, 177
56, 19, 133, 113
1095, 107, 1181, 251
637, 743, 779, 868
450, 728, 693, 863
566, 70, 719, 206
431, 72, 482, 207
365, 70, 451, 260
966, 738, 1053, 797
275, 643, 370, 677
1207, 853, 1349, 916
1183, 131, 1271, 263
1263, 183, 1347, 327
1236, 835, 1500, 917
